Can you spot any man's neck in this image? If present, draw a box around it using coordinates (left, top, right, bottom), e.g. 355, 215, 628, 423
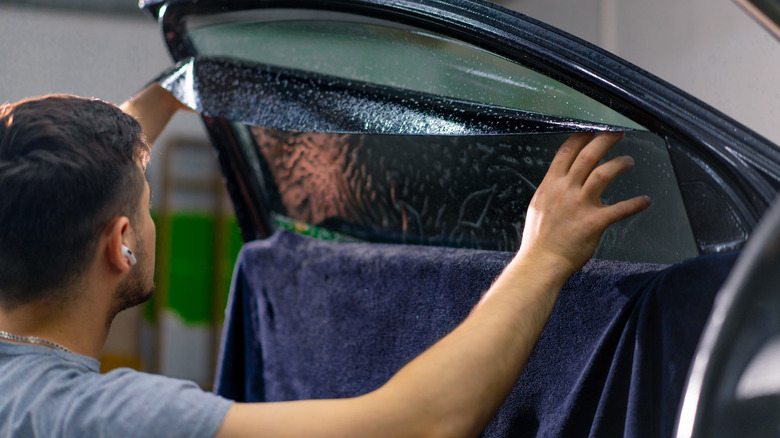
0, 293, 111, 358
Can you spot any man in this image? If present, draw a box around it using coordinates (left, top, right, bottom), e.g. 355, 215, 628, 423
0, 84, 649, 437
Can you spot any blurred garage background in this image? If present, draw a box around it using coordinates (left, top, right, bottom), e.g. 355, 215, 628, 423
1, 0, 778, 389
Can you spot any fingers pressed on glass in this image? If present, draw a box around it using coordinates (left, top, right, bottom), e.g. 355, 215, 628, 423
603, 195, 652, 224
568, 131, 625, 185
582, 155, 635, 199
548, 132, 596, 176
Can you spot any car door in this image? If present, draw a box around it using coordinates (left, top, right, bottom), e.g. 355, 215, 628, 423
140, 0, 780, 264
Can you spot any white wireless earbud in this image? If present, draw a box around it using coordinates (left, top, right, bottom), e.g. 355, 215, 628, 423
121, 244, 137, 266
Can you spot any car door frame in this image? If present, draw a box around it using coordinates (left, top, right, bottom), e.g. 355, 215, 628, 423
143, 0, 780, 249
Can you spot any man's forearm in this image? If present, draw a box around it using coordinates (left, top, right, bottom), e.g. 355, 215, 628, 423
375, 254, 572, 438
120, 83, 185, 144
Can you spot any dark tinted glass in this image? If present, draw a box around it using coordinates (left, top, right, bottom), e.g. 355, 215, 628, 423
248, 127, 697, 263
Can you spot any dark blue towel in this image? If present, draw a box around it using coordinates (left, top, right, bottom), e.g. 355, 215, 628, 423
215, 230, 738, 437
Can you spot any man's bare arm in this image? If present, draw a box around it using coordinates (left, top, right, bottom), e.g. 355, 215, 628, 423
215, 132, 650, 438
120, 83, 187, 145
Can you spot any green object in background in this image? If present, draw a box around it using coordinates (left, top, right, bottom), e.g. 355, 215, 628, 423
167, 214, 214, 324
145, 212, 243, 324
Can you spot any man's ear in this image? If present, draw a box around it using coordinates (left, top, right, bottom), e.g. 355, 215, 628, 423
105, 216, 133, 272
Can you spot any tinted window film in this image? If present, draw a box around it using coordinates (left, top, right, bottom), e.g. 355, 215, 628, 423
187, 10, 643, 130
248, 126, 697, 263
160, 58, 624, 136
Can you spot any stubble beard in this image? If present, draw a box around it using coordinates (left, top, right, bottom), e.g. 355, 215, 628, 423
108, 237, 155, 326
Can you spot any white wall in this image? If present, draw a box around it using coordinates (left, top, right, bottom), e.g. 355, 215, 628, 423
0, 7, 162, 103
502, 0, 780, 146
612, 0, 780, 145
0, 5, 206, 195
497, 0, 603, 44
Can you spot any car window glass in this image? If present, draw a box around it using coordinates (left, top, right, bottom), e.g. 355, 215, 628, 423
242, 125, 697, 263
176, 9, 699, 263
186, 10, 643, 130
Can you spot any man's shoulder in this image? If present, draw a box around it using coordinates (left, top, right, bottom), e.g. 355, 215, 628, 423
0, 341, 99, 378
0, 342, 233, 438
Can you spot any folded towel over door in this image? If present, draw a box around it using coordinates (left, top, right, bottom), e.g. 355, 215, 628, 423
215, 230, 738, 437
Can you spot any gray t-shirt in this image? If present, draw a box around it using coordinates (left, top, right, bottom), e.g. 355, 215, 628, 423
0, 340, 233, 437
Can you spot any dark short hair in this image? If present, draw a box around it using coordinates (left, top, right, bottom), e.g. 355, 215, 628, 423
0, 95, 150, 307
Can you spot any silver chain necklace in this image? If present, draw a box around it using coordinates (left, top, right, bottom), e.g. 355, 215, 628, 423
0, 329, 73, 353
